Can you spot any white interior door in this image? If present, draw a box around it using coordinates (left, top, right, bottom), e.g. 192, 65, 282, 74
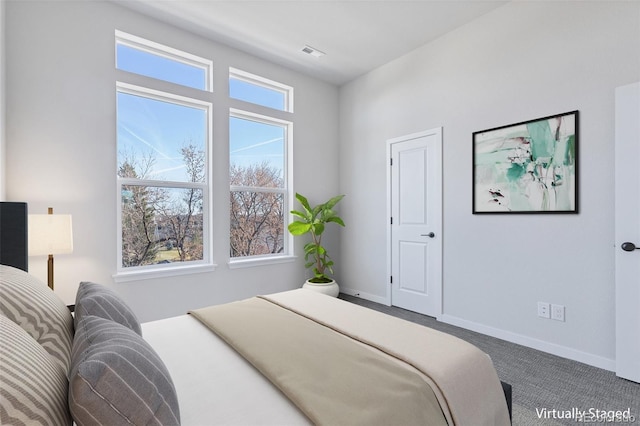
615, 82, 640, 383
387, 129, 442, 317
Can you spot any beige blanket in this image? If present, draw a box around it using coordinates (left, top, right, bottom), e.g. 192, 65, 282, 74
191, 289, 510, 426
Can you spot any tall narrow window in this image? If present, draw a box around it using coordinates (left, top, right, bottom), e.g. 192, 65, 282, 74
229, 111, 290, 258
229, 69, 293, 263
117, 85, 210, 271
115, 31, 213, 280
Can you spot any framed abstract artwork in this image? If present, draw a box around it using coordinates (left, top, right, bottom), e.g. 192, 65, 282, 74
473, 110, 578, 214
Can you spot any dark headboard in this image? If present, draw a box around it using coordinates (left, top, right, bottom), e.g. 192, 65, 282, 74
0, 202, 28, 271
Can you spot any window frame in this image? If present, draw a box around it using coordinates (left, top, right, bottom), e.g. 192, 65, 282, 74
228, 108, 294, 266
116, 30, 213, 92
229, 67, 294, 113
114, 32, 215, 282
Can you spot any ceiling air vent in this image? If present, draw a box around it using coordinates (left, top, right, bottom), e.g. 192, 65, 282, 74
301, 45, 325, 58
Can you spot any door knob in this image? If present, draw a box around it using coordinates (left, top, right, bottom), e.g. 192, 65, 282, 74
621, 242, 639, 252
420, 232, 435, 238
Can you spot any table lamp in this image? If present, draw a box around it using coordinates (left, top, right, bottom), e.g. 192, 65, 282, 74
28, 207, 73, 290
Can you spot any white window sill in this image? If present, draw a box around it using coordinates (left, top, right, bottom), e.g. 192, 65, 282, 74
113, 263, 218, 283
228, 255, 296, 269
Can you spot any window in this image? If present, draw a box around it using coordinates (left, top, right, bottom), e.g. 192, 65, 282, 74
114, 33, 295, 277
116, 30, 212, 91
115, 32, 213, 279
229, 69, 293, 263
229, 111, 291, 258
229, 68, 293, 112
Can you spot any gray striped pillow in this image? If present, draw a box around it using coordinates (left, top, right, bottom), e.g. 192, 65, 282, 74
0, 315, 72, 426
69, 315, 180, 426
0, 265, 74, 373
75, 281, 142, 335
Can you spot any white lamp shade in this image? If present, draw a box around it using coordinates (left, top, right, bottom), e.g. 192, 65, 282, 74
28, 214, 74, 256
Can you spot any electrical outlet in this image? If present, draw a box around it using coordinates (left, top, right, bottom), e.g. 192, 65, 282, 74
538, 302, 550, 318
551, 304, 565, 322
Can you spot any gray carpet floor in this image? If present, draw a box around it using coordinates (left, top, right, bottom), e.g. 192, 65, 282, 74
339, 294, 640, 426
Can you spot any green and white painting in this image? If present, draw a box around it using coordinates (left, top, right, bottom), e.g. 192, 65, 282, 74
473, 111, 578, 213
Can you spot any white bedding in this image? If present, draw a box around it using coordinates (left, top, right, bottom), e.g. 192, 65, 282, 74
142, 314, 310, 425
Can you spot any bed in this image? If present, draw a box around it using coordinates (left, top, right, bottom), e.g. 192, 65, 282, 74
0, 264, 511, 425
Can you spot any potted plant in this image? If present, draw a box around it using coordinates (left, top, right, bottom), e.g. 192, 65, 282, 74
288, 193, 345, 296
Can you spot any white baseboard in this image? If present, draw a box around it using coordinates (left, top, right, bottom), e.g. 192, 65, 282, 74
340, 286, 390, 306
440, 314, 616, 372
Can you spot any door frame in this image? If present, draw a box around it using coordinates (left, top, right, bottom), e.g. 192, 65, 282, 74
386, 128, 443, 318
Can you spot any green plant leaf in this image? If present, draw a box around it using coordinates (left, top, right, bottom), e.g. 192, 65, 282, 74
324, 194, 345, 210
290, 209, 309, 220
288, 221, 311, 235
295, 193, 312, 214
326, 216, 345, 227
311, 205, 323, 219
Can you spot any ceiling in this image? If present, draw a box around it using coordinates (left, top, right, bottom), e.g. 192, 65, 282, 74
116, 0, 509, 86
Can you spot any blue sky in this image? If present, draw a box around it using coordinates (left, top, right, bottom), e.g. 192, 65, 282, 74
229, 116, 284, 181
117, 44, 285, 183
117, 92, 206, 182
117, 44, 206, 90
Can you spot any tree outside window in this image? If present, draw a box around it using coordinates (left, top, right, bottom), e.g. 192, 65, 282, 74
117, 88, 209, 269
229, 112, 290, 259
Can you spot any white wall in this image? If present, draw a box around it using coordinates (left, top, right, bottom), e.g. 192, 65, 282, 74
339, 1, 640, 369
5, 1, 340, 321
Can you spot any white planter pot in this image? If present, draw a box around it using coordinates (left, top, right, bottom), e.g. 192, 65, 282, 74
302, 279, 340, 297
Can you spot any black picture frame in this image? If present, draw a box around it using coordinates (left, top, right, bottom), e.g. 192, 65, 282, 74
472, 110, 579, 214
